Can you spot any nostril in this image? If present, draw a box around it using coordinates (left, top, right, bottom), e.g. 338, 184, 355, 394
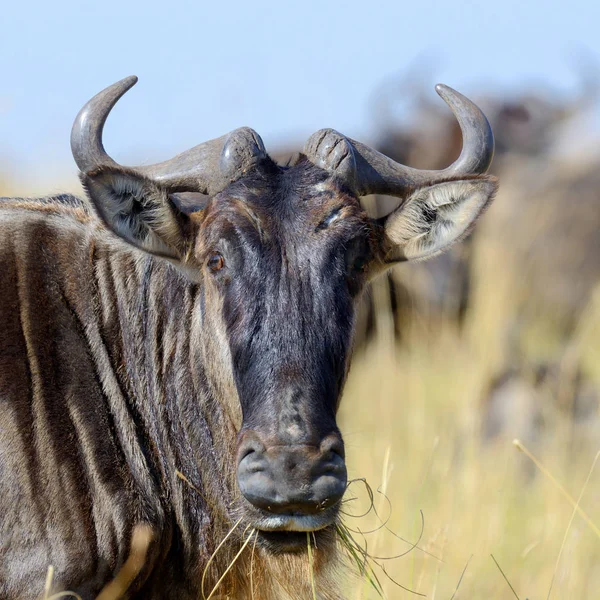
322, 449, 343, 465
314, 438, 347, 484
322, 459, 343, 473
241, 447, 257, 461
316, 454, 346, 479
237, 437, 266, 462
320, 435, 345, 461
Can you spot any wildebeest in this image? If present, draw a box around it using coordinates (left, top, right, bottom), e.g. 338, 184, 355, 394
482, 358, 600, 463
0, 76, 496, 599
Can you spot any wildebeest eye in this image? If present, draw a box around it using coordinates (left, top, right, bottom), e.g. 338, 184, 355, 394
207, 252, 225, 272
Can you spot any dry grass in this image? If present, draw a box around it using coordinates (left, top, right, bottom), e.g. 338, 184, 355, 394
42, 525, 153, 600
337, 217, 600, 598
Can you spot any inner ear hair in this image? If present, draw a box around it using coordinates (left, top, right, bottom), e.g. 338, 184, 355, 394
81, 167, 193, 260
383, 174, 498, 263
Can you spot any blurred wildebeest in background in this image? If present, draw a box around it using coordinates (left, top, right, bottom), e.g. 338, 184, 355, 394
482, 358, 600, 452
354, 61, 600, 448
373, 60, 599, 168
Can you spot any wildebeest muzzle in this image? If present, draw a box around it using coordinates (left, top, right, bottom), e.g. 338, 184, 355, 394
236, 429, 347, 527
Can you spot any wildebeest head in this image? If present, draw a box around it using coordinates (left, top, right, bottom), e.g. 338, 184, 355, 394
72, 77, 497, 552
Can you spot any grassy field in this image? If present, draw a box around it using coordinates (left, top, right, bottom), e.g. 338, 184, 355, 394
338, 219, 600, 599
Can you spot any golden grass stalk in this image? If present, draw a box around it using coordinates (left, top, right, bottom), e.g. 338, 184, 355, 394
205, 526, 255, 600
44, 566, 54, 599
250, 530, 259, 600
513, 439, 600, 540
201, 516, 244, 600
42, 565, 83, 600
449, 554, 472, 600
490, 554, 521, 600
95, 525, 154, 600
547, 450, 600, 599
307, 532, 318, 600
175, 469, 210, 504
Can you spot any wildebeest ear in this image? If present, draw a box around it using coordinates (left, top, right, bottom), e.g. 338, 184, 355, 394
81, 168, 194, 260
382, 175, 498, 263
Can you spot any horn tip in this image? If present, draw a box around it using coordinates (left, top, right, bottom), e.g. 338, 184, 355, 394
120, 75, 139, 89
71, 76, 138, 173
435, 83, 454, 98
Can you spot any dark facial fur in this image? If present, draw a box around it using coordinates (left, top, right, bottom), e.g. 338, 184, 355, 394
192, 159, 377, 550
197, 160, 373, 432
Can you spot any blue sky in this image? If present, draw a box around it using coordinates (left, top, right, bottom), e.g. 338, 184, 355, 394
1, 0, 598, 190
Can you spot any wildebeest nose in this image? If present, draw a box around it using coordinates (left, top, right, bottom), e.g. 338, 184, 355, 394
237, 435, 347, 515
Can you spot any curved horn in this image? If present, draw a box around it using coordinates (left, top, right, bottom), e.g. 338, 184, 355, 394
304, 84, 494, 197
71, 76, 137, 173
71, 77, 266, 196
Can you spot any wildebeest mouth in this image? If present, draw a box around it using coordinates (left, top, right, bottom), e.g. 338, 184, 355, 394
255, 525, 335, 553
251, 506, 340, 553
